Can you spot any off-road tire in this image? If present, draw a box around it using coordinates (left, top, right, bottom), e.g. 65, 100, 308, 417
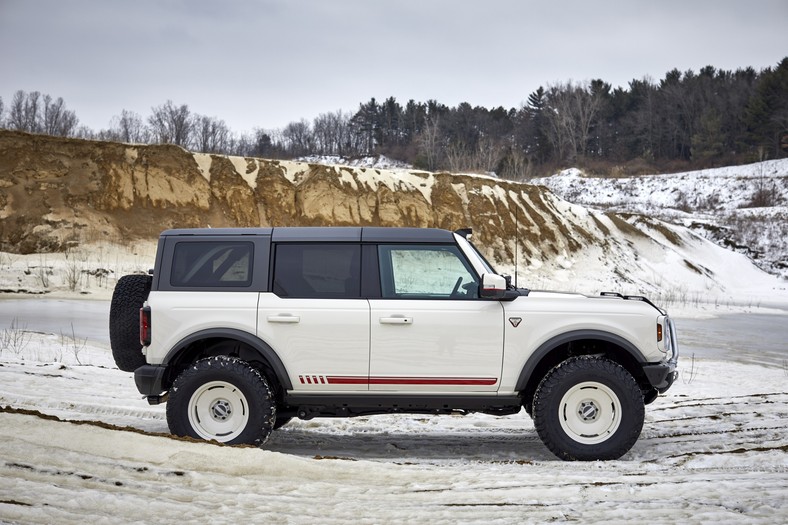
167, 356, 276, 446
533, 356, 644, 461
109, 274, 152, 372
273, 416, 293, 430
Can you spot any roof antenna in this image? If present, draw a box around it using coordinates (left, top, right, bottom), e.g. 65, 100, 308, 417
514, 202, 519, 288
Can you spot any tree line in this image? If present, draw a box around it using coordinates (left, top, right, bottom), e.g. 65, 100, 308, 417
1, 57, 785, 178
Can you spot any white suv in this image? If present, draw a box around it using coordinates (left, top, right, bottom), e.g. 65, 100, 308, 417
109, 227, 678, 461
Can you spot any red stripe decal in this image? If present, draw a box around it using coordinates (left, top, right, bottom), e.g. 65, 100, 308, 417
325, 376, 370, 385
325, 376, 497, 386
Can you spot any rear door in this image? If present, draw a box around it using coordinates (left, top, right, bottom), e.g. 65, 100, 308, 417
368, 244, 505, 392
257, 243, 370, 392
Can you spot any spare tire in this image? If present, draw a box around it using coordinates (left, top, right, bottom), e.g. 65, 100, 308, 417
110, 274, 152, 372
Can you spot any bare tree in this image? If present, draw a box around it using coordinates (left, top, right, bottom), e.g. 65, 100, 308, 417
445, 141, 470, 173
9, 90, 42, 132
0, 96, 4, 128
73, 125, 96, 140
312, 112, 337, 155
444, 137, 504, 174
500, 146, 531, 181
148, 100, 193, 146
108, 109, 149, 143
281, 119, 313, 156
474, 137, 505, 173
317, 110, 354, 156
313, 110, 351, 156
192, 114, 230, 153
544, 81, 604, 162
417, 116, 442, 170
6, 90, 78, 136
41, 95, 79, 136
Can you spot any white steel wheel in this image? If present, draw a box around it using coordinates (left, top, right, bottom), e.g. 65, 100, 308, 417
533, 356, 645, 461
188, 380, 250, 442
167, 356, 276, 446
558, 381, 622, 445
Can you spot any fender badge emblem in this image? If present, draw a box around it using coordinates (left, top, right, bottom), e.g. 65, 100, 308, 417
509, 317, 522, 328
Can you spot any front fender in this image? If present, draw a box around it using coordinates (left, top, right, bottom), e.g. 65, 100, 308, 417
514, 329, 647, 392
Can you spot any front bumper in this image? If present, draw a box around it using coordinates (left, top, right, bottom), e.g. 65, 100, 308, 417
643, 361, 678, 392
644, 317, 679, 393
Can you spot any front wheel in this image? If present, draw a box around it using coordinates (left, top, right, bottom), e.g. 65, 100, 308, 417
533, 356, 644, 461
167, 356, 276, 446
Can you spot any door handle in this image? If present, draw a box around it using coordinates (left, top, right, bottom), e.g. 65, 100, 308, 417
379, 316, 413, 325
267, 314, 301, 323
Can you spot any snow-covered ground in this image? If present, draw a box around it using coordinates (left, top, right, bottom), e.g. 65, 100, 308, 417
1, 309, 787, 524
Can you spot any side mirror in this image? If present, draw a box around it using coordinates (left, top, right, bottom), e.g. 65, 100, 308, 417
480, 273, 508, 299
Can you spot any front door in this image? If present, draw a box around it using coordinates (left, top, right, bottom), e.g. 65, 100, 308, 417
369, 244, 504, 392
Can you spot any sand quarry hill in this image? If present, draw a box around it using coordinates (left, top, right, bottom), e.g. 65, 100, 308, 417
0, 130, 582, 257
0, 130, 782, 299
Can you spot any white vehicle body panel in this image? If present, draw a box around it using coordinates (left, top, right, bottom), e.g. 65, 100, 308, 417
368, 299, 504, 392
257, 295, 370, 392
145, 291, 259, 365
497, 292, 662, 392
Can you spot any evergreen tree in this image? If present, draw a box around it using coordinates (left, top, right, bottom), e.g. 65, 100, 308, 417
692, 109, 725, 160
350, 98, 379, 153
745, 57, 788, 157
518, 86, 551, 164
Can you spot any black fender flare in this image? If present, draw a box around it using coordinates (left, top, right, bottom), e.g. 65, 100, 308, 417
515, 329, 647, 392
164, 328, 293, 390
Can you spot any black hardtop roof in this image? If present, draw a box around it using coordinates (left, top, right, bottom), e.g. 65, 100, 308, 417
160, 226, 457, 243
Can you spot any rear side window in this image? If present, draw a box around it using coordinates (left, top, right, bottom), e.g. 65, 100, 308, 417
170, 242, 253, 287
273, 244, 361, 298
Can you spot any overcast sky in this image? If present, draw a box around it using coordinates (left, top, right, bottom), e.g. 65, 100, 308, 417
1, 0, 786, 134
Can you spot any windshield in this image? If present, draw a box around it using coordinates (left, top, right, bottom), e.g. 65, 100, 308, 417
456, 235, 497, 274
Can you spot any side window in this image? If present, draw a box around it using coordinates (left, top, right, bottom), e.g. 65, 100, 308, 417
273, 244, 361, 299
170, 242, 253, 287
378, 245, 479, 299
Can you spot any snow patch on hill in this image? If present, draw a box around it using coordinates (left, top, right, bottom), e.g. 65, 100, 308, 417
531, 160, 788, 280
298, 154, 412, 170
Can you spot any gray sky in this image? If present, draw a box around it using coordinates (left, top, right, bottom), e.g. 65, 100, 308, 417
1, 0, 786, 134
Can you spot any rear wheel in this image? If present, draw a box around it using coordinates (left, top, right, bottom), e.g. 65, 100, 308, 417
167, 356, 276, 445
533, 356, 644, 461
109, 274, 151, 372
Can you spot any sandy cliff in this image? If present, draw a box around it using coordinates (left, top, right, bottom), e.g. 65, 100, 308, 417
1, 130, 779, 297
0, 130, 595, 259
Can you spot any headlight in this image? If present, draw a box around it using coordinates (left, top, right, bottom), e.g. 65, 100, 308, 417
666, 317, 679, 364
657, 316, 676, 359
